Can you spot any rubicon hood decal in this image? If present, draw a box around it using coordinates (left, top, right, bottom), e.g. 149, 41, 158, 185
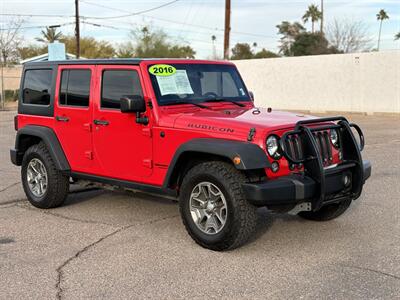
187, 123, 234, 133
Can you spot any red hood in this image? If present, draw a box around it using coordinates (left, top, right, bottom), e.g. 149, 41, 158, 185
171, 106, 315, 138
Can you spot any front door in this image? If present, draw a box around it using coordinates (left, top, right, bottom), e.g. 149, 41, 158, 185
92, 65, 153, 182
54, 65, 94, 173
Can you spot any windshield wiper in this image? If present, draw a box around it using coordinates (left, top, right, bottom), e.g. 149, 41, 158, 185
203, 98, 245, 107
164, 100, 211, 109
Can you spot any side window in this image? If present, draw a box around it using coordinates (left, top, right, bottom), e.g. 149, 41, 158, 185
59, 69, 91, 107
101, 70, 143, 109
22, 69, 52, 105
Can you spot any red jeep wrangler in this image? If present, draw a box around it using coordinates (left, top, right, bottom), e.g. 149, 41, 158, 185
11, 59, 371, 250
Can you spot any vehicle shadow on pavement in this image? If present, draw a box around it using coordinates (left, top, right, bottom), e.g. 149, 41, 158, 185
250, 207, 301, 243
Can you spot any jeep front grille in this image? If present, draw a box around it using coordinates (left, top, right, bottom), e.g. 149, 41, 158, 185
283, 131, 335, 166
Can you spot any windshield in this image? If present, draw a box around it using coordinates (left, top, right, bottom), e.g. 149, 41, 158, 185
148, 63, 251, 106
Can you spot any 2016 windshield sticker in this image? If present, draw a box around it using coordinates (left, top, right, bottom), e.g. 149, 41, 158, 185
156, 70, 194, 96
149, 64, 176, 76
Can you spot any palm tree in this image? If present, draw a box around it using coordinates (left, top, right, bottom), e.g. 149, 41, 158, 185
395, 32, 400, 41
211, 35, 217, 59
35, 27, 63, 44
376, 9, 389, 50
302, 4, 322, 34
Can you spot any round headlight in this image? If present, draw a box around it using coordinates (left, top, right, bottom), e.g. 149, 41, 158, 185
266, 135, 281, 159
330, 129, 339, 148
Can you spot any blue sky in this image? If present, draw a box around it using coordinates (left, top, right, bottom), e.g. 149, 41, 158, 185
1, 0, 399, 58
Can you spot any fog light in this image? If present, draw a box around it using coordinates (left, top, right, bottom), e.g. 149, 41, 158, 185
343, 174, 351, 187
271, 161, 279, 173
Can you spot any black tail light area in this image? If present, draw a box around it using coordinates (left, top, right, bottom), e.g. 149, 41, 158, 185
14, 115, 18, 131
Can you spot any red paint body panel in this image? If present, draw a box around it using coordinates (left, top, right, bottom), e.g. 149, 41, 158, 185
91, 65, 153, 182
17, 59, 340, 187
54, 65, 96, 174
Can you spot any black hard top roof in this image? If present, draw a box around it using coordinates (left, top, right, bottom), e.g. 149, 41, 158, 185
23, 58, 228, 67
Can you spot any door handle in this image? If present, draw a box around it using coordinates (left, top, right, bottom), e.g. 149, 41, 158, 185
94, 119, 109, 126
56, 116, 69, 122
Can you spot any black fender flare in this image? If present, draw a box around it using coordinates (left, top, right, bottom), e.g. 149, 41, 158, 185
163, 138, 270, 188
12, 125, 70, 171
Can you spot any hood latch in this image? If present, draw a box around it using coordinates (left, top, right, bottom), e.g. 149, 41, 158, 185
247, 127, 256, 142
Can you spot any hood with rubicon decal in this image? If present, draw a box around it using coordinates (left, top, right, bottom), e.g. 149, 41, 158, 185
172, 106, 315, 139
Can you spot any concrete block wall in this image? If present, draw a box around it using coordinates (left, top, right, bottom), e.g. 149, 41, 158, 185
234, 51, 400, 114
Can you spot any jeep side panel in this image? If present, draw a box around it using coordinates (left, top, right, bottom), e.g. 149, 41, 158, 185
53, 65, 96, 174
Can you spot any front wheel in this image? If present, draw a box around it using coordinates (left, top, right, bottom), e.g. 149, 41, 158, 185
298, 198, 352, 221
179, 161, 257, 251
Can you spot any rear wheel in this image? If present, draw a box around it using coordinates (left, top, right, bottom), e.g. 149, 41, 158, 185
21, 142, 69, 209
298, 198, 352, 221
179, 161, 257, 251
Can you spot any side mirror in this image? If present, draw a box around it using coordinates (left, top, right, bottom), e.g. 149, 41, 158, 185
249, 91, 254, 102
120, 95, 146, 113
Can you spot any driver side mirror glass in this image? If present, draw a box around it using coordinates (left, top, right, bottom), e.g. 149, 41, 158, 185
120, 95, 146, 113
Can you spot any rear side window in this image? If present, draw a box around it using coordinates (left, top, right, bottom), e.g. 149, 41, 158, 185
59, 69, 91, 107
101, 70, 143, 109
22, 69, 52, 105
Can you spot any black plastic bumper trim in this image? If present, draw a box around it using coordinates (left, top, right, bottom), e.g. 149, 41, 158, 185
243, 160, 371, 207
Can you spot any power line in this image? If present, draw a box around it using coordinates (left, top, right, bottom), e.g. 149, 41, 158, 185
0, 22, 74, 31
80, 0, 181, 20
79, 0, 275, 39
0, 13, 74, 18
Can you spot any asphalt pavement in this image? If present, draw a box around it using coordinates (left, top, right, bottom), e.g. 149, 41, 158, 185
0, 110, 399, 299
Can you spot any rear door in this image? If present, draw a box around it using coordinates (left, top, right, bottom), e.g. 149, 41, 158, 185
54, 65, 95, 173
92, 65, 153, 181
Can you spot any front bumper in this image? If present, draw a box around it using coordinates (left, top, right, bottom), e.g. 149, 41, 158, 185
243, 160, 371, 207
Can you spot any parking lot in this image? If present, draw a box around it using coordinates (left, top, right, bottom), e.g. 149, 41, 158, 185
0, 109, 399, 299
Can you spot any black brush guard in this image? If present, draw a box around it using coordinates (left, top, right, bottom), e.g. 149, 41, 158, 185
279, 116, 365, 210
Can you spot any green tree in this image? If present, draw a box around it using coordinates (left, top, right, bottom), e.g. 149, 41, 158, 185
302, 4, 322, 33
231, 43, 254, 60
376, 9, 389, 50
17, 44, 47, 60
276, 21, 306, 56
290, 32, 341, 56
395, 32, 400, 40
118, 26, 195, 58
254, 48, 279, 59
230, 43, 279, 60
60, 36, 115, 58
35, 27, 64, 43
116, 42, 135, 58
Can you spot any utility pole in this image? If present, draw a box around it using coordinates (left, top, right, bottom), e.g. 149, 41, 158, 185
320, 0, 324, 34
223, 0, 231, 60
1, 57, 4, 111
75, 0, 80, 58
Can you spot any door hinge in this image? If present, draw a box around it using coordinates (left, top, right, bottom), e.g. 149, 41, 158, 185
85, 151, 93, 160
142, 159, 153, 168
83, 123, 92, 132
142, 128, 152, 137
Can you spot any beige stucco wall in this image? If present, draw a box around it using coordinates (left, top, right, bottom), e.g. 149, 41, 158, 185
0, 65, 22, 91
234, 51, 400, 114
2, 52, 399, 113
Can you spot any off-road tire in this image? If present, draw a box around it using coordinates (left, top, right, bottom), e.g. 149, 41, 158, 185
21, 142, 69, 209
298, 198, 352, 221
179, 161, 257, 251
